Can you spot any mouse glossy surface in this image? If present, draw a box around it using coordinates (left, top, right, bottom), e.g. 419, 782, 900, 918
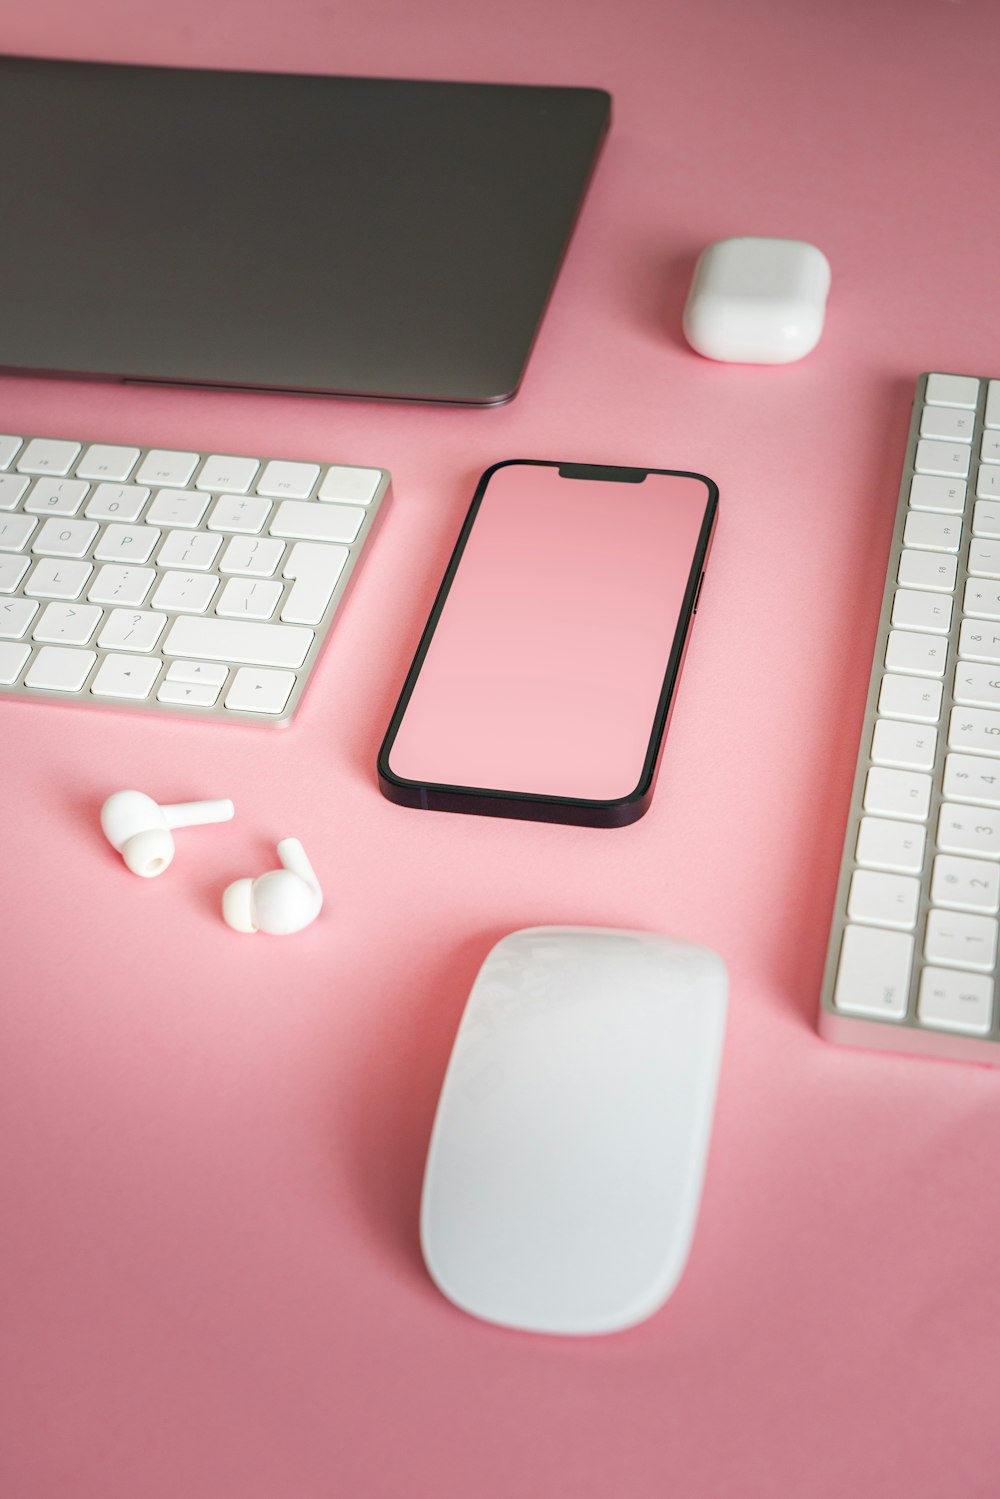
420, 927, 728, 1335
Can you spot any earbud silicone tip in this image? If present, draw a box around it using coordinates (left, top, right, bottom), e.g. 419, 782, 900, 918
222, 877, 257, 933
121, 828, 175, 879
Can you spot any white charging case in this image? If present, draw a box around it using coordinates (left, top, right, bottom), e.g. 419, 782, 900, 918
682, 236, 831, 364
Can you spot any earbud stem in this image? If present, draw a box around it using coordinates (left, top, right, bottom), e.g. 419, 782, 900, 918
277, 838, 319, 891
161, 798, 235, 830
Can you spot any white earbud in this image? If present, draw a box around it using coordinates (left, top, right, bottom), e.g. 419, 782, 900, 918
101, 790, 235, 878
222, 839, 323, 935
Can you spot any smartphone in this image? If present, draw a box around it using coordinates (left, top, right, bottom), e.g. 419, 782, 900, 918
378, 459, 717, 827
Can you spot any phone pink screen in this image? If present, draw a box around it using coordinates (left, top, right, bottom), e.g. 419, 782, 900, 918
387, 465, 711, 802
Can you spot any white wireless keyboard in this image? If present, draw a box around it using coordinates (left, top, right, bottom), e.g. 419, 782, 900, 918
0, 435, 389, 724
821, 372, 1000, 1063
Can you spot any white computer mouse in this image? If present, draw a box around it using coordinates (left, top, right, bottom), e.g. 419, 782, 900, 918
420, 926, 728, 1335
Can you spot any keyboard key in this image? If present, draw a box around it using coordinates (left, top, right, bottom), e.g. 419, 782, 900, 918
897, 548, 956, 592
16, 438, 80, 475
162, 615, 313, 669
93, 524, 160, 564
31, 518, 98, 558
156, 530, 222, 570
982, 432, 1000, 465
953, 663, 1000, 709
24, 478, 89, 515
318, 466, 382, 504
224, 666, 296, 715
24, 645, 95, 691
917, 968, 994, 1035
919, 406, 975, 442
195, 454, 260, 493
207, 494, 271, 533
157, 677, 222, 708
983, 383, 1000, 431
0, 474, 30, 510
134, 449, 200, 488
216, 577, 282, 620
973, 499, 1000, 535
958, 619, 1000, 663
930, 854, 1000, 913
270, 500, 364, 544
165, 659, 228, 687
924, 909, 998, 971
976, 468, 1000, 501
150, 571, 219, 613
87, 565, 156, 607
948, 706, 1000, 757
870, 718, 936, 771
925, 373, 979, 409
855, 816, 925, 874
218, 536, 284, 576
0, 514, 37, 551
903, 511, 962, 552
943, 753, 1000, 807
884, 628, 947, 676
0, 640, 30, 682
0, 436, 23, 471
877, 673, 942, 723
280, 541, 348, 624
908, 473, 966, 513
914, 439, 970, 478
968, 540, 1000, 579
896, 596, 954, 645
0, 555, 30, 593
33, 602, 102, 645
145, 490, 210, 528
98, 609, 167, 652
937, 802, 1000, 857
863, 766, 932, 821
964, 579, 1000, 619
833, 925, 912, 1020
986, 381, 1000, 430
257, 460, 320, 499
91, 653, 163, 700
84, 483, 150, 522
26, 569, 86, 613
75, 445, 140, 482
847, 869, 920, 929
0, 598, 38, 638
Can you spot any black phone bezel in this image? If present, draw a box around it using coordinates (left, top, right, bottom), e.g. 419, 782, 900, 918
377, 458, 718, 827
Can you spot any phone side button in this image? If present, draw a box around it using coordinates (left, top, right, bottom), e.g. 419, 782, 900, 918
693, 571, 706, 613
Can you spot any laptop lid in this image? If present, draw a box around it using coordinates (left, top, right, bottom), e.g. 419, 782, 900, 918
0, 57, 610, 404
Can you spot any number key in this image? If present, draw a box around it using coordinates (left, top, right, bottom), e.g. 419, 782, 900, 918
937, 802, 1000, 858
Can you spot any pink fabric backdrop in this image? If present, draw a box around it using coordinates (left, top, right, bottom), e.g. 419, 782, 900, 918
2, 2, 999, 1496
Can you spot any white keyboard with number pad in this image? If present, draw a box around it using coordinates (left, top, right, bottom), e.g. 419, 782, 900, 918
821, 373, 1000, 1063
0, 434, 389, 724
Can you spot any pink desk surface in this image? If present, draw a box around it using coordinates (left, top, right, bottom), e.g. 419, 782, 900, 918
2, 3, 999, 1496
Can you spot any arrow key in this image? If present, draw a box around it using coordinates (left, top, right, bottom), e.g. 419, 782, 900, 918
224, 666, 295, 716
157, 677, 223, 708
92, 653, 163, 700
